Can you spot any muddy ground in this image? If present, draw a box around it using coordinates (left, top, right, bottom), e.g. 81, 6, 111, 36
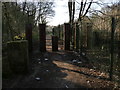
2, 36, 120, 89
2, 49, 119, 89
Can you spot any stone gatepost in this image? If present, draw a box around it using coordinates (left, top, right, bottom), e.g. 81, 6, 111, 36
52, 36, 58, 51
7, 40, 29, 74
39, 24, 46, 52
64, 23, 70, 50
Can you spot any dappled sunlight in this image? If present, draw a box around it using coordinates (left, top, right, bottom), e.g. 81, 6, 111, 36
53, 60, 114, 88
2, 0, 120, 88
53, 60, 109, 78
53, 60, 80, 71
62, 70, 114, 88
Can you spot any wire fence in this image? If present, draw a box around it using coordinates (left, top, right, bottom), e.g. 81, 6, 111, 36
77, 16, 120, 82
53, 16, 120, 82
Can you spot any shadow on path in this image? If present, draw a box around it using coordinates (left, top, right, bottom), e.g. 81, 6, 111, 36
2, 50, 115, 88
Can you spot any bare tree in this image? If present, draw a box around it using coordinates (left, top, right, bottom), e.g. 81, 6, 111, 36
20, 1, 55, 27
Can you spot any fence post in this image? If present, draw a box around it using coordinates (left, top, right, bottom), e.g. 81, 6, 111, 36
39, 24, 46, 52
52, 28, 55, 36
52, 36, 58, 51
76, 22, 79, 52
58, 25, 60, 39
109, 17, 115, 81
72, 23, 75, 50
118, 41, 120, 58
64, 23, 70, 50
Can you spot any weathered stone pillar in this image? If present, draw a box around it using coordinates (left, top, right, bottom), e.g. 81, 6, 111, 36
7, 40, 29, 74
39, 24, 46, 52
52, 36, 58, 51
64, 23, 70, 50
25, 23, 32, 53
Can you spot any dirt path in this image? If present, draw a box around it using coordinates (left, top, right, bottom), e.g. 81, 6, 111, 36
3, 50, 117, 88
2, 35, 119, 89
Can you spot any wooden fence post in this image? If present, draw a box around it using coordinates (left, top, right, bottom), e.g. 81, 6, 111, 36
76, 22, 79, 52
118, 41, 120, 58
39, 24, 46, 52
58, 25, 60, 39
72, 23, 75, 50
52, 28, 55, 35
109, 17, 115, 81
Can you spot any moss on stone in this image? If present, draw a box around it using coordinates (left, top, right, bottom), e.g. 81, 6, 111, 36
7, 40, 29, 74
2, 56, 13, 78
